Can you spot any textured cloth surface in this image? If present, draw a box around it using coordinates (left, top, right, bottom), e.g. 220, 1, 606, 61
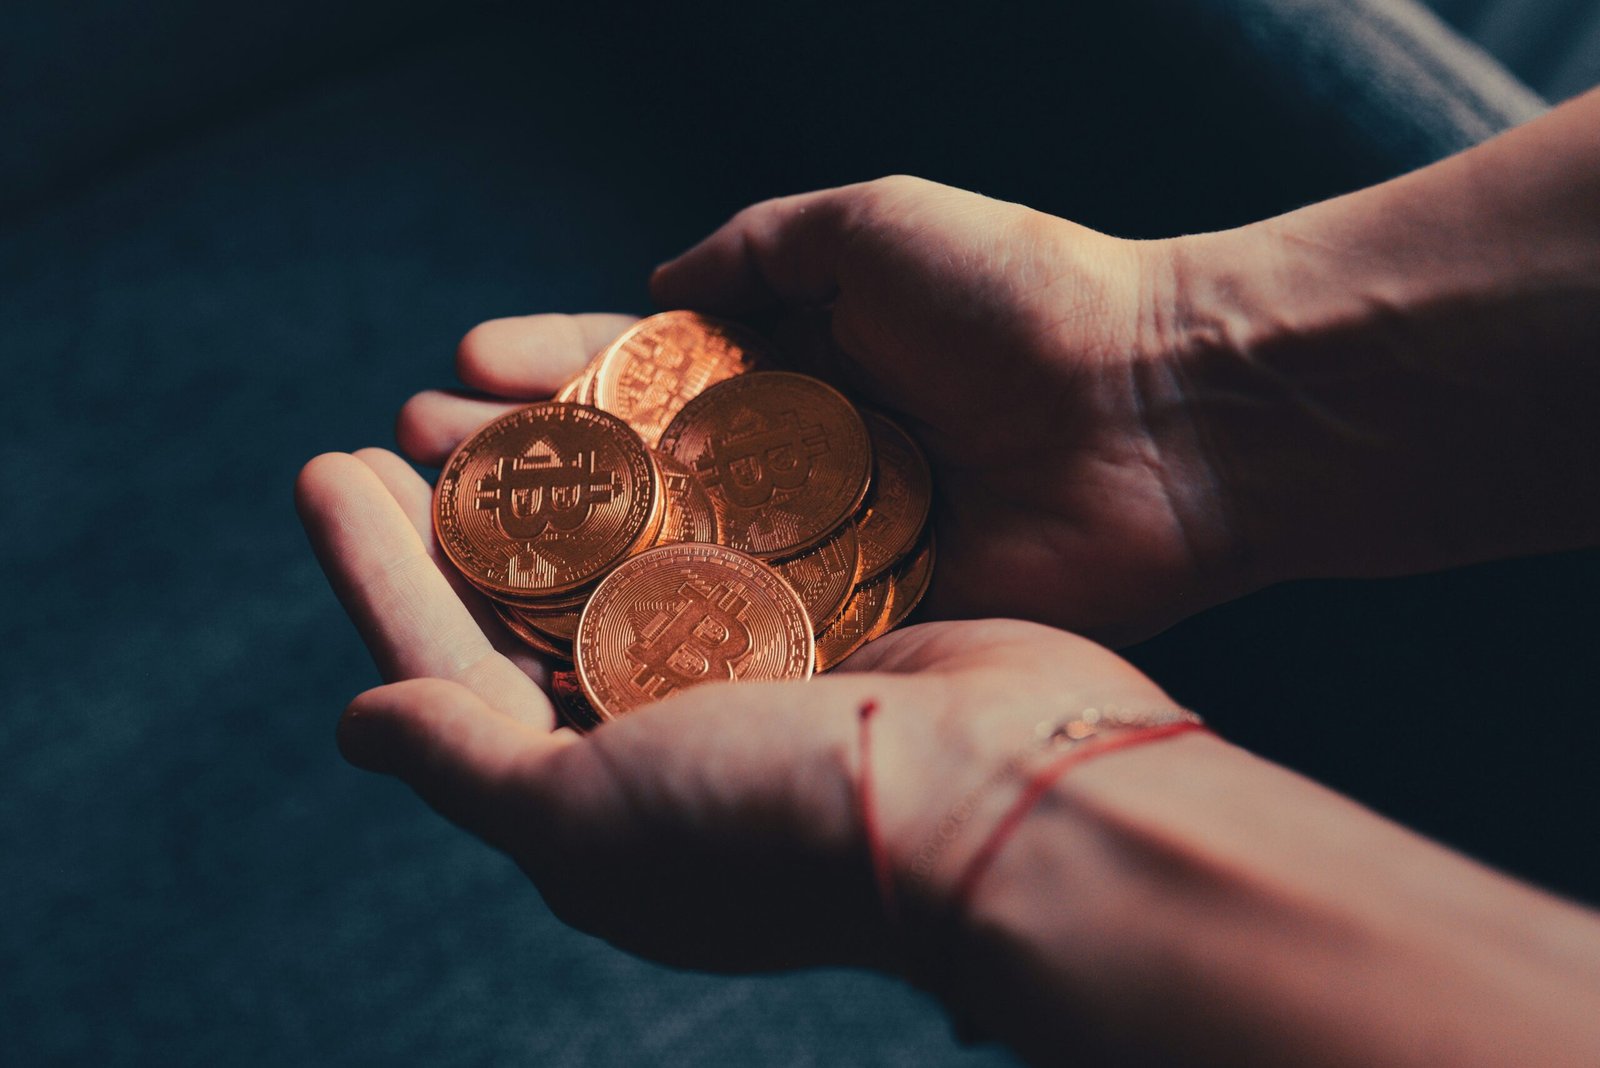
5, 3, 1596, 1066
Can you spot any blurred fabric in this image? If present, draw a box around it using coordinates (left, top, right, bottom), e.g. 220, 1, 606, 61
1430, 0, 1600, 100
3, 2, 1593, 1065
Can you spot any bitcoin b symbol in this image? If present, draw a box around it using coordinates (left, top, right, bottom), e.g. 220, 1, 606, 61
475, 448, 618, 539
696, 410, 828, 509
627, 581, 754, 698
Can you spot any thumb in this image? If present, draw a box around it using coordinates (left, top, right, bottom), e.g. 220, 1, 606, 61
650, 177, 957, 315
338, 677, 571, 853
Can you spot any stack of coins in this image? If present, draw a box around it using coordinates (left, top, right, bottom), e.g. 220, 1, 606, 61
433, 311, 935, 728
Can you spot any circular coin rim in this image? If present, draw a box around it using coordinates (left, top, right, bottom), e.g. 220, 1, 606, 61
433, 401, 664, 600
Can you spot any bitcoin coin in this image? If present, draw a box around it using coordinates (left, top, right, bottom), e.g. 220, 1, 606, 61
814, 573, 892, 672
509, 602, 580, 646
553, 377, 586, 403
587, 311, 769, 444
867, 534, 935, 640
551, 670, 604, 732
652, 450, 720, 546
658, 371, 871, 559
854, 411, 933, 580
479, 582, 595, 611
492, 600, 573, 660
575, 542, 814, 719
435, 402, 662, 599
771, 521, 861, 632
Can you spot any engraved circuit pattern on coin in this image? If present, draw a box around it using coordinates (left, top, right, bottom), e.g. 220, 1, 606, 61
772, 521, 861, 633
658, 371, 871, 559
586, 311, 769, 445
575, 542, 814, 719
652, 450, 720, 546
813, 572, 892, 672
435, 402, 660, 599
854, 411, 933, 580
868, 533, 935, 640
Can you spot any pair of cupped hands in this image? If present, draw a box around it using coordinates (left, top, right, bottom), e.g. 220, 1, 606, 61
298, 176, 1264, 973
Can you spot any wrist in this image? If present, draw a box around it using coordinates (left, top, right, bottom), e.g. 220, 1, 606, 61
1159, 162, 1600, 581
928, 728, 1234, 1063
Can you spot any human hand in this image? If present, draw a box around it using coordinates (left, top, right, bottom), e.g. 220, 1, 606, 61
397, 178, 1250, 646
295, 447, 1177, 972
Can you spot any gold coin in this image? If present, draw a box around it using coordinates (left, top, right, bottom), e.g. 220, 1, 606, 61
814, 573, 892, 672
854, 411, 933, 580
575, 542, 814, 719
586, 311, 769, 444
652, 449, 720, 546
866, 533, 935, 640
771, 521, 861, 632
551, 670, 604, 732
658, 371, 872, 559
491, 600, 573, 660
434, 402, 662, 599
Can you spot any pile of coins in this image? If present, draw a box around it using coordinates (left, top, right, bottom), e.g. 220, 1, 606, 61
433, 311, 935, 729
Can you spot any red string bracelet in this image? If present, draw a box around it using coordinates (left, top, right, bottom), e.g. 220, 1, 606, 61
949, 720, 1209, 912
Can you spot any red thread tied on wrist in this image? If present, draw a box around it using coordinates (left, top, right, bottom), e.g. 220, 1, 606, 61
950, 721, 1208, 911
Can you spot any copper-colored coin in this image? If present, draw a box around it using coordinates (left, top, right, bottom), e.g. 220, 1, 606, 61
551, 670, 604, 732
484, 582, 595, 611
435, 402, 662, 599
652, 449, 720, 546
658, 372, 871, 559
814, 573, 892, 672
587, 311, 769, 444
510, 602, 581, 645
574, 360, 602, 403
554, 377, 586, 404
771, 521, 861, 633
854, 411, 933, 580
866, 534, 935, 640
575, 542, 814, 719
492, 600, 573, 660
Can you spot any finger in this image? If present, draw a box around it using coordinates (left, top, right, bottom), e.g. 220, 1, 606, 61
296, 452, 554, 729
395, 390, 521, 466
352, 447, 549, 686
456, 313, 637, 398
340, 678, 569, 852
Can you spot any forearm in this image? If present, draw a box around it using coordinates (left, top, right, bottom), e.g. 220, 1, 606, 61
940, 732, 1600, 1066
1165, 87, 1600, 581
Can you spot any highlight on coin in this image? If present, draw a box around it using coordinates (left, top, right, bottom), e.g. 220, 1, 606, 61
428, 310, 937, 728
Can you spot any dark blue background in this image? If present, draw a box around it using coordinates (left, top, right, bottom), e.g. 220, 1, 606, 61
4, 2, 1595, 1064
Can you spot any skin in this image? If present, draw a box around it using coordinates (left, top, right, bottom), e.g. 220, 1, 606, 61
303, 87, 1600, 1064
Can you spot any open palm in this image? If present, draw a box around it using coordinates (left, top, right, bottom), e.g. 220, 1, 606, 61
296, 448, 1176, 971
